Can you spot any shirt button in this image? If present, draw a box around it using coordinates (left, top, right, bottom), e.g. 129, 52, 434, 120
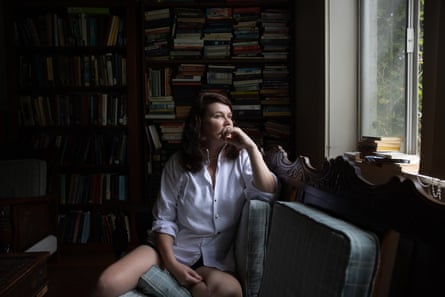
215, 214, 219, 219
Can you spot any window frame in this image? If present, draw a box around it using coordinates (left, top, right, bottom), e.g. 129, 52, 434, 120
358, 0, 422, 154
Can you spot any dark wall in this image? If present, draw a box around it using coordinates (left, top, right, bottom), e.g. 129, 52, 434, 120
293, 0, 326, 169
0, 2, 7, 147
0, 2, 18, 147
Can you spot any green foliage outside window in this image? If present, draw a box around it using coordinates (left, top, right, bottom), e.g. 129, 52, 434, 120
374, 0, 407, 137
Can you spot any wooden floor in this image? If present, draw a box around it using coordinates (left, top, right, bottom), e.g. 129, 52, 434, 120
46, 245, 116, 297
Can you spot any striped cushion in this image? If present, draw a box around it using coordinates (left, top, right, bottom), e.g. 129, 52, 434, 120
259, 201, 379, 297
137, 265, 191, 297
235, 199, 271, 297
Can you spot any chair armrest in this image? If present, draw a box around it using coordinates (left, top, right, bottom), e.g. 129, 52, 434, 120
235, 199, 271, 297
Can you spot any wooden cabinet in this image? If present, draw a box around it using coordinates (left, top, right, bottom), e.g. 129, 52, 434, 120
5, 0, 143, 249
0, 252, 49, 297
0, 197, 52, 252
141, 0, 295, 204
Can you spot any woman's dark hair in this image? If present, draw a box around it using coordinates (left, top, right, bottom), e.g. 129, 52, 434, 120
179, 92, 239, 172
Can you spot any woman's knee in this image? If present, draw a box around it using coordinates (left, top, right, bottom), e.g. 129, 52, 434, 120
93, 245, 159, 297
93, 267, 124, 297
197, 268, 242, 297
214, 282, 242, 297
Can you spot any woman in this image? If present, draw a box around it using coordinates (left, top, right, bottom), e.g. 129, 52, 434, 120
93, 92, 278, 297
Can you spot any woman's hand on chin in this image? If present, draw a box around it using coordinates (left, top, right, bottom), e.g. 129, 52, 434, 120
222, 126, 256, 150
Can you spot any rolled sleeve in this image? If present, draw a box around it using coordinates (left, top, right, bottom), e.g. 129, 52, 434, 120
240, 150, 280, 202
151, 154, 184, 238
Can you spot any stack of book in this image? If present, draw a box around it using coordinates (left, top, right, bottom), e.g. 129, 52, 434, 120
145, 96, 175, 120
232, 7, 261, 58
159, 121, 184, 144
261, 65, 290, 117
264, 120, 291, 149
203, 8, 233, 58
232, 38, 261, 58
144, 8, 171, 58
260, 9, 290, 59
232, 102, 261, 118
236, 120, 263, 147
171, 8, 205, 59
357, 136, 402, 157
230, 66, 262, 118
171, 63, 204, 108
230, 89, 260, 102
206, 64, 235, 86
232, 66, 262, 92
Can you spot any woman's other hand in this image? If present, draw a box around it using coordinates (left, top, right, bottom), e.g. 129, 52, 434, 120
168, 261, 203, 287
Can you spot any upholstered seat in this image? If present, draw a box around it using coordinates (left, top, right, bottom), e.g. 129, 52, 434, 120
259, 201, 379, 297
119, 199, 379, 297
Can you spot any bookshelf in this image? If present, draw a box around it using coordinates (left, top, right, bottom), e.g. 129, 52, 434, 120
6, 0, 143, 250
141, 0, 294, 204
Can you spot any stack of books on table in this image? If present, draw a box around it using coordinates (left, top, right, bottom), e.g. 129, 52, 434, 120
358, 136, 402, 156
356, 135, 415, 166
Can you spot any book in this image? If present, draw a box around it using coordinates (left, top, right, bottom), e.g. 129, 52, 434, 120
67, 7, 110, 15
147, 124, 163, 151
364, 155, 410, 164
361, 136, 402, 142
358, 136, 402, 152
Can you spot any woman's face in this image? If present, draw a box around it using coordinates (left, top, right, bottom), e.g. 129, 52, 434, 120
202, 102, 233, 143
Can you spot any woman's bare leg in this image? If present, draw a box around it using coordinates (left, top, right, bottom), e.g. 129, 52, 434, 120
92, 245, 161, 297
191, 267, 242, 297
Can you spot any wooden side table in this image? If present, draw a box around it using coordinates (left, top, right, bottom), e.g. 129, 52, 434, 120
0, 252, 49, 297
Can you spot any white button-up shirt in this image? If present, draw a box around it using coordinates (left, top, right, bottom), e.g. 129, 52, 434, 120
151, 148, 278, 272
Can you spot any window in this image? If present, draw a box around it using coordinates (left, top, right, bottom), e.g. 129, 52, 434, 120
359, 0, 423, 154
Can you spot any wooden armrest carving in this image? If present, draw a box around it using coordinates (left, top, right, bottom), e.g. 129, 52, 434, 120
264, 145, 317, 201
